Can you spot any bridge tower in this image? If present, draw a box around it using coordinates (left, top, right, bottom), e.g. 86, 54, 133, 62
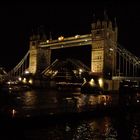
29, 34, 51, 74
91, 12, 118, 79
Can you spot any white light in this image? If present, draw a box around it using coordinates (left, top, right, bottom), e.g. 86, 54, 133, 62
18, 77, 22, 81
75, 35, 80, 38
79, 69, 83, 72
25, 70, 29, 74
79, 69, 83, 75
12, 109, 16, 117
7, 81, 11, 84
109, 48, 113, 51
104, 102, 107, 106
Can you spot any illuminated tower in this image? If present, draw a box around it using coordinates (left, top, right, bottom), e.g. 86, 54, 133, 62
29, 34, 51, 74
91, 12, 118, 79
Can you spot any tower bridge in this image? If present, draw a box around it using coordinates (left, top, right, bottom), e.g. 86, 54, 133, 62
5, 13, 140, 91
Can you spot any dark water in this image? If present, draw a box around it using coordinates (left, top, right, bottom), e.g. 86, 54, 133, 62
0, 88, 140, 140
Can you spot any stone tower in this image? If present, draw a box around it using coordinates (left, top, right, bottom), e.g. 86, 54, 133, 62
29, 34, 51, 74
91, 12, 118, 79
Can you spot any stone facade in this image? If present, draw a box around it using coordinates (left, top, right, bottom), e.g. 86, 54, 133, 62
29, 38, 51, 74
91, 17, 118, 79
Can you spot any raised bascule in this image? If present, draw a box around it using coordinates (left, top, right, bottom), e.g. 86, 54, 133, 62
6, 12, 140, 91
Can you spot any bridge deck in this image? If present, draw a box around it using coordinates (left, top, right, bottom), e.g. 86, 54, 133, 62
39, 34, 92, 49
112, 76, 140, 80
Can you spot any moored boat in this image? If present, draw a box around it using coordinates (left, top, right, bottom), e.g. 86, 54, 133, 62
119, 80, 140, 108
81, 77, 104, 94
119, 80, 140, 94
1, 82, 31, 93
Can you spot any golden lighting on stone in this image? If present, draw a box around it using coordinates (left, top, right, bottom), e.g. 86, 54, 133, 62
98, 78, 103, 87
28, 79, 33, 84
23, 78, 27, 83
89, 78, 95, 86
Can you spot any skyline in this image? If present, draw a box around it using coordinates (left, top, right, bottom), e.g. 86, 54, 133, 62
0, 4, 140, 71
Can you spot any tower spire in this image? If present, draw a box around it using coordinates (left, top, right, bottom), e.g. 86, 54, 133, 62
104, 9, 108, 21
114, 17, 117, 27
49, 32, 52, 41
92, 13, 96, 23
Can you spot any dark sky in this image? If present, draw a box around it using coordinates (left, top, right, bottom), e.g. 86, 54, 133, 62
0, 4, 140, 71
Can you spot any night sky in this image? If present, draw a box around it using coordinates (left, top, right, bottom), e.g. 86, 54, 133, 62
0, 3, 140, 71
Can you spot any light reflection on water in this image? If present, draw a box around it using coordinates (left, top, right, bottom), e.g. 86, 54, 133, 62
20, 116, 118, 140
4, 89, 116, 117
22, 114, 139, 140
0, 89, 140, 139
22, 91, 37, 107
71, 116, 117, 140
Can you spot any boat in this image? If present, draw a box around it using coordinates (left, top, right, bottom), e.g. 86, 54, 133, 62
81, 77, 103, 94
1, 82, 31, 93
56, 81, 82, 91
119, 80, 140, 94
81, 82, 103, 94
119, 80, 140, 107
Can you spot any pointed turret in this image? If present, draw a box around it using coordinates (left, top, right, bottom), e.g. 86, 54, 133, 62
30, 29, 36, 41
96, 19, 101, 29
42, 33, 47, 41
91, 13, 96, 29
49, 32, 52, 41
114, 17, 117, 28
114, 17, 118, 41
102, 10, 108, 28
108, 20, 112, 29
104, 10, 108, 21
92, 13, 96, 23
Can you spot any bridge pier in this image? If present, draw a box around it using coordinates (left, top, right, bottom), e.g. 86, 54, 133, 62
103, 79, 120, 92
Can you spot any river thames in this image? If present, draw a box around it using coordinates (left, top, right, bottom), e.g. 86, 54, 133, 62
0, 88, 140, 140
